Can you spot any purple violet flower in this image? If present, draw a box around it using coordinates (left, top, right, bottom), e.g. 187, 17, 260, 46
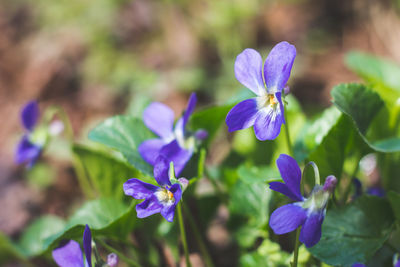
52, 224, 92, 267
15, 101, 43, 168
123, 156, 183, 222
352, 178, 385, 200
226, 41, 296, 140
138, 93, 207, 175
268, 154, 337, 248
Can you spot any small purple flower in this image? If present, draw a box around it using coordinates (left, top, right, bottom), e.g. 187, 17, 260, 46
123, 156, 183, 222
138, 93, 207, 175
15, 101, 43, 168
352, 178, 385, 200
52, 224, 92, 267
268, 154, 336, 248
226, 42, 296, 140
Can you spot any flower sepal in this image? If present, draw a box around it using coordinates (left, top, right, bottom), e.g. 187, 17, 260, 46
168, 162, 189, 193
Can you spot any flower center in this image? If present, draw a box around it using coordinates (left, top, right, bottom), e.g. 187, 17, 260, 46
269, 94, 278, 105
257, 93, 279, 109
155, 188, 175, 206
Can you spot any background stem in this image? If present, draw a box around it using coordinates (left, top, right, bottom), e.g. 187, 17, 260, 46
284, 111, 294, 156
177, 202, 191, 267
182, 202, 214, 267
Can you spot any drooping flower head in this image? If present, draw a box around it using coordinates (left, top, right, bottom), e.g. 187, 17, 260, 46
52, 224, 92, 267
268, 154, 336, 248
226, 41, 296, 140
138, 93, 207, 175
123, 156, 185, 222
15, 101, 43, 168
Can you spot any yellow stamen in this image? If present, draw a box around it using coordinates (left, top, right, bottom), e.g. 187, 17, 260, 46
168, 191, 174, 199
269, 95, 278, 105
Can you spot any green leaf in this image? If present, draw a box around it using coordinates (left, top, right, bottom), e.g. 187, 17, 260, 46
332, 83, 400, 152
308, 115, 359, 180
302, 107, 342, 152
308, 196, 394, 266
72, 144, 151, 200
88, 115, 155, 175
346, 52, 400, 103
0, 232, 27, 264
239, 239, 290, 267
190, 104, 234, 147
18, 216, 66, 257
237, 164, 281, 183
18, 198, 137, 257
229, 181, 272, 226
388, 191, 400, 222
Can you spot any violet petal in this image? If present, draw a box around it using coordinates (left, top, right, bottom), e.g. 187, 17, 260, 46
269, 181, 302, 202
182, 93, 197, 130
234, 48, 265, 96
253, 101, 284, 140
264, 41, 296, 93
52, 240, 84, 267
83, 225, 92, 267
138, 139, 165, 166
123, 178, 158, 199
153, 156, 171, 186
160, 140, 193, 176
143, 102, 175, 140
136, 195, 163, 218
269, 204, 307, 235
276, 154, 302, 201
226, 98, 259, 132
21, 101, 39, 132
15, 136, 42, 167
299, 211, 324, 248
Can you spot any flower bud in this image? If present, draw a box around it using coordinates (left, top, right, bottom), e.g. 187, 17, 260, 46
195, 129, 208, 140
283, 85, 290, 95
323, 175, 337, 193
107, 253, 118, 267
178, 177, 189, 192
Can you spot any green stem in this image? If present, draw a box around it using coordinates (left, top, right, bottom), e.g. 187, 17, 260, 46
291, 228, 301, 267
96, 238, 141, 267
284, 111, 294, 156
299, 161, 321, 196
182, 203, 214, 267
177, 202, 191, 267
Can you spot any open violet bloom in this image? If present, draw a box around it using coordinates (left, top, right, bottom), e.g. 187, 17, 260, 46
123, 156, 186, 222
52, 224, 92, 267
226, 41, 296, 140
268, 154, 337, 248
15, 101, 44, 168
138, 93, 207, 175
